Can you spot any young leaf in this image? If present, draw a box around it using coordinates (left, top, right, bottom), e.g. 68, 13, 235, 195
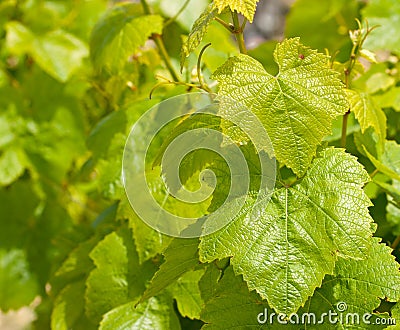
90, 3, 163, 72
212, 38, 348, 177
180, 4, 218, 70
200, 147, 374, 315
346, 89, 387, 145
100, 295, 181, 330
213, 0, 259, 23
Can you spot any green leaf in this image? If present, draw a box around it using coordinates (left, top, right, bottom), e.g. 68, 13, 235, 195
85, 228, 156, 323
373, 87, 400, 112
90, 3, 163, 72
212, 38, 348, 176
169, 269, 205, 319
363, 140, 400, 181
140, 238, 200, 303
100, 295, 181, 330
51, 281, 95, 330
118, 196, 172, 264
213, 0, 259, 23
5, 22, 88, 82
0, 249, 38, 311
362, 0, 400, 55
200, 266, 272, 329
200, 147, 374, 315
0, 147, 27, 186
180, 4, 217, 70
346, 89, 387, 144
298, 238, 400, 329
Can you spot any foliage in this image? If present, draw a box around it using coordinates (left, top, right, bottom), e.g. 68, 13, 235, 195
1, 0, 400, 329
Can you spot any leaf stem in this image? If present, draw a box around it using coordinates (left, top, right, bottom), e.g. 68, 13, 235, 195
197, 43, 212, 93
391, 235, 400, 250
140, 0, 181, 82
215, 17, 234, 32
341, 111, 350, 148
231, 11, 247, 54
164, 0, 190, 28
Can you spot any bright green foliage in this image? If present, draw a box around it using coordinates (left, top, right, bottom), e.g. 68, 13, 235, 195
0, 249, 38, 311
364, 140, 400, 181
140, 238, 200, 302
214, 0, 259, 22
180, 4, 217, 69
297, 238, 400, 329
1, 0, 400, 328
85, 228, 157, 324
200, 148, 374, 315
169, 269, 205, 319
90, 3, 163, 72
99, 295, 181, 330
6, 22, 88, 82
213, 38, 348, 176
346, 89, 387, 144
200, 266, 273, 329
51, 281, 91, 330
362, 0, 400, 55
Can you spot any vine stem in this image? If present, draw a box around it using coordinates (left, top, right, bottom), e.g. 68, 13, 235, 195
231, 11, 247, 54
140, 0, 181, 82
392, 235, 400, 250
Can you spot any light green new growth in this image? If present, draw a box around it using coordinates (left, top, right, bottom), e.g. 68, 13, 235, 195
213, 0, 259, 22
213, 38, 348, 177
180, 4, 218, 70
90, 3, 163, 72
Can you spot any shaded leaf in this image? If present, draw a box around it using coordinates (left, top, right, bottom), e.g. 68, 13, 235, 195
140, 238, 200, 303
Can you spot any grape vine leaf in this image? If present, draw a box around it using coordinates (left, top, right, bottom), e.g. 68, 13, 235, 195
6, 22, 88, 82
51, 281, 95, 330
118, 197, 172, 264
100, 294, 181, 330
200, 266, 275, 329
346, 89, 387, 145
213, 0, 259, 23
180, 4, 217, 70
140, 238, 200, 303
296, 237, 400, 329
0, 249, 38, 311
85, 228, 157, 323
213, 38, 348, 177
200, 147, 374, 315
362, 0, 400, 55
363, 140, 400, 181
168, 269, 205, 319
90, 3, 163, 72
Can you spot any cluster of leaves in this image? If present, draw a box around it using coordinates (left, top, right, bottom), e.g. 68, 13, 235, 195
1, 0, 400, 329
